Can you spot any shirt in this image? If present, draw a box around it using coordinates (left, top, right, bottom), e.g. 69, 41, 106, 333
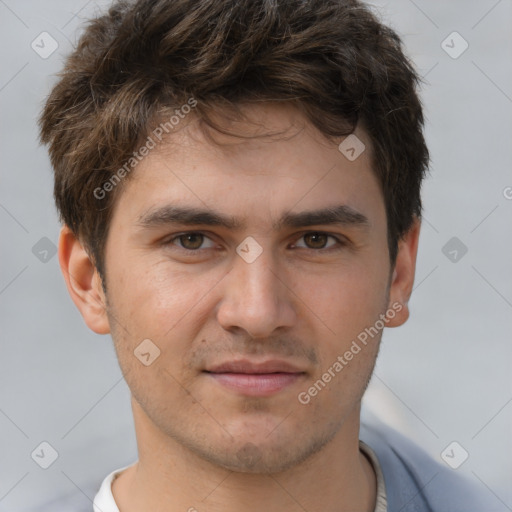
358, 415, 502, 511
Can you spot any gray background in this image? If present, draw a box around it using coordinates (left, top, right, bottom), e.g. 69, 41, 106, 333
1, 0, 511, 510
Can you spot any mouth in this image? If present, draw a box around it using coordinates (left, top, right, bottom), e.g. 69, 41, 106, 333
203, 359, 307, 397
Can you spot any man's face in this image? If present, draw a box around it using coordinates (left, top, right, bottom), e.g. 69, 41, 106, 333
102, 104, 393, 473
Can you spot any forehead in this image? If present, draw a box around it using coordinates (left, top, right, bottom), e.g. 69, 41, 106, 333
110, 103, 385, 230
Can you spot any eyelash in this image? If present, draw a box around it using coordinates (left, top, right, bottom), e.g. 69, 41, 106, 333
163, 231, 347, 254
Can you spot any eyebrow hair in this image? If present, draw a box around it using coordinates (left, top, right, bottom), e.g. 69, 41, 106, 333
279, 205, 369, 230
137, 204, 370, 231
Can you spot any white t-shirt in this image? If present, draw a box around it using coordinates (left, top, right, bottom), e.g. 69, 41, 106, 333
93, 442, 387, 512
93, 462, 134, 512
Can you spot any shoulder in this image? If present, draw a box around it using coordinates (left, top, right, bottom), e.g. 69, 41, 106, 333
360, 410, 502, 512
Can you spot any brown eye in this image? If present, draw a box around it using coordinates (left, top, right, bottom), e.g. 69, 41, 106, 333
176, 233, 205, 250
293, 232, 343, 251
163, 232, 217, 255
303, 232, 329, 249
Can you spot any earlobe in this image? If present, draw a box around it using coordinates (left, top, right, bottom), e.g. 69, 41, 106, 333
386, 217, 421, 328
58, 225, 110, 334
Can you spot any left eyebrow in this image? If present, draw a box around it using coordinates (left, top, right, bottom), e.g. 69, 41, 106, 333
277, 205, 370, 231
136, 204, 370, 231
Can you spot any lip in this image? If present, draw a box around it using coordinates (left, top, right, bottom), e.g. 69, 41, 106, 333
204, 359, 307, 397
206, 359, 305, 374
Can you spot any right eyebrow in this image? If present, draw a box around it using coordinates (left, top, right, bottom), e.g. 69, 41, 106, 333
137, 205, 243, 230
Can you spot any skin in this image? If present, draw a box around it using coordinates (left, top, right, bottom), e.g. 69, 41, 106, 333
59, 103, 420, 512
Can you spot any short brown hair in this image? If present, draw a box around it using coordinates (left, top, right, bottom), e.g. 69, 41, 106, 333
39, 0, 429, 279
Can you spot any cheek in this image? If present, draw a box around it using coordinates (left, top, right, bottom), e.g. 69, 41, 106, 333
293, 261, 389, 341
289, 263, 388, 402
293, 271, 385, 409
109, 257, 220, 336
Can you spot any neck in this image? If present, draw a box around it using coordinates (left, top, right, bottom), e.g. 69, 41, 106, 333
112, 401, 376, 512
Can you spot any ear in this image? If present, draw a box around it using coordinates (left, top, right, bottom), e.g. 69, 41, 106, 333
386, 217, 421, 328
58, 225, 110, 334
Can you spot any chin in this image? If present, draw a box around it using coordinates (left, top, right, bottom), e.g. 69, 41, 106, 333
187, 426, 336, 475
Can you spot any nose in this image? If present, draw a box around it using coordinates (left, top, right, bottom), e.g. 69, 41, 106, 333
216, 246, 297, 339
